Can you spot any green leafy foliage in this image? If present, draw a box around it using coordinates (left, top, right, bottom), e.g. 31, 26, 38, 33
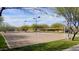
51, 23, 64, 29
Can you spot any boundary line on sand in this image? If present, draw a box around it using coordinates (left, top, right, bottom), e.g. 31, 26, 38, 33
0, 32, 11, 49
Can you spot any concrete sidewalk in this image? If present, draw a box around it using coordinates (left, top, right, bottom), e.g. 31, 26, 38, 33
64, 44, 79, 51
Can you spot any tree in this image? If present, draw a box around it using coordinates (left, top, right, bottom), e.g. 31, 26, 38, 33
31, 24, 38, 32
51, 23, 64, 29
56, 7, 79, 40
37, 24, 49, 31
50, 23, 64, 32
0, 23, 16, 32
31, 24, 49, 32
20, 25, 30, 32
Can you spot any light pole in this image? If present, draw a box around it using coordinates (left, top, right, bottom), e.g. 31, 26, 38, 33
23, 16, 41, 32
33, 16, 40, 32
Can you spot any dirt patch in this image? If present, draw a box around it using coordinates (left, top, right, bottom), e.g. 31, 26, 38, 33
4, 32, 66, 48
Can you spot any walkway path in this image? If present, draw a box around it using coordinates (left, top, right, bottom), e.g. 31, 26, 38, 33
64, 44, 79, 51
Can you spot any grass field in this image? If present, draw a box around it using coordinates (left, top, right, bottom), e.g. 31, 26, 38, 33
7, 37, 79, 51
0, 33, 8, 49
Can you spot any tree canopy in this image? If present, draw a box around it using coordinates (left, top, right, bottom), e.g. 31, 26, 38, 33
56, 7, 79, 40
51, 23, 64, 29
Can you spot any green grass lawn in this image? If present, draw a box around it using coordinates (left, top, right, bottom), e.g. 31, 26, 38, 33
7, 37, 79, 51
0, 33, 8, 49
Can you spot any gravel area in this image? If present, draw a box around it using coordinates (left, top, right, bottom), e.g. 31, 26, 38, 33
4, 32, 66, 48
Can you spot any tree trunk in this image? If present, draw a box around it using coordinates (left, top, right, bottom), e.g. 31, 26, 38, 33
72, 32, 78, 40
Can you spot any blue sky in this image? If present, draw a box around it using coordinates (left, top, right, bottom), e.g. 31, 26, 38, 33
2, 7, 65, 26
